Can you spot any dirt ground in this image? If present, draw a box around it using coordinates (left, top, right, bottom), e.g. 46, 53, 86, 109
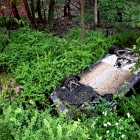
0, 0, 96, 36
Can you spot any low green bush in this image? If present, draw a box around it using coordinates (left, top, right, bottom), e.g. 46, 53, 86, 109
132, 36, 140, 71
1, 102, 90, 140
0, 16, 5, 27
86, 113, 140, 140
0, 119, 14, 140
0, 98, 139, 140
75, 9, 94, 24
111, 27, 140, 47
118, 94, 140, 125
0, 32, 9, 53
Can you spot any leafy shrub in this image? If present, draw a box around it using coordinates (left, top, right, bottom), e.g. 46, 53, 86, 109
98, 0, 140, 27
132, 37, 140, 71
75, 9, 94, 24
0, 97, 139, 140
88, 111, 140, 140
118, 94, 140, 125
0, 16, 5, 27
1, 102, 90, 140
82, 98, 140, 139
111, 28, 140, 47
0, 119, 14, 140
0, 32, 9, 53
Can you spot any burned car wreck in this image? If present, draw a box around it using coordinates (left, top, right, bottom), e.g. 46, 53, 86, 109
50, 46, 140, 113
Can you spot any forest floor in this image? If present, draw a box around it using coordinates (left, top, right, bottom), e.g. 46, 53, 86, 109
1, 0, 99, 37
2, 0, 139, 37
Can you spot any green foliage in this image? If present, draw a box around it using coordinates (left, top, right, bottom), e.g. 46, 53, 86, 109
0, 102, 89, 140
111, 28, 140, 47
98, 0, 125, 22
88, 111, 140, 139
75, 9, 94, 24
0, 16, 5, 27
98, 0, 140, 27
0, 32, 9, 52
0, 119, 14, 140
132, 37, 140, 71
0, 27, 140, 140
0, 16, 17, 29
0, 96, 140, 140
118, 93, 140, 125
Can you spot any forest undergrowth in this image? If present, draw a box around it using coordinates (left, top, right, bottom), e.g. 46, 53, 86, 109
0, 27, 140, 140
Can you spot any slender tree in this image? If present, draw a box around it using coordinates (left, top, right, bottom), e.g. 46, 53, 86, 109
10, 0, 20, 20
48, 0, 55, 30
80, 0, 85, 43
30, 0, 35, 21
23, 0, 37, 29
64, 0, 72, 19
42, 0, 46, 21
37, 0, 44, 24
94, 0, 99, 26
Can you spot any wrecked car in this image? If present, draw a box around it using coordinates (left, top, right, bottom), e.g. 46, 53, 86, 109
50, 46, 140, 113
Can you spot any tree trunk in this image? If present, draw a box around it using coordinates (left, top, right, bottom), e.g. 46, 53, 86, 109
80, 0, 85, 43
67, 0, 72, 19
98, 6, 100, 26
12, 4, 20, 20
37, 0, 44, 24
23, 0, 37, 29
30, 0, 35, 22
94, 0, 99, 26
48, 0, 55, 30
9, 0, 20, 20
64, 5, 67, 17
42, 0, 46, 21
64, 0, 72, 19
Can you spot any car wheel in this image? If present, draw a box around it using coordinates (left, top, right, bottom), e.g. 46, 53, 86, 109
109, 46, 119, 54
61, 75, 80, 91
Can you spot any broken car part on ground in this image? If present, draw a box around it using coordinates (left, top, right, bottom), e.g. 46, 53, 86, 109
50, 46, 140, 114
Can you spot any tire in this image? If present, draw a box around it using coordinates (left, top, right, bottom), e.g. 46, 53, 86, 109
61, 75, 80, 90
109, 46, 119, 54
